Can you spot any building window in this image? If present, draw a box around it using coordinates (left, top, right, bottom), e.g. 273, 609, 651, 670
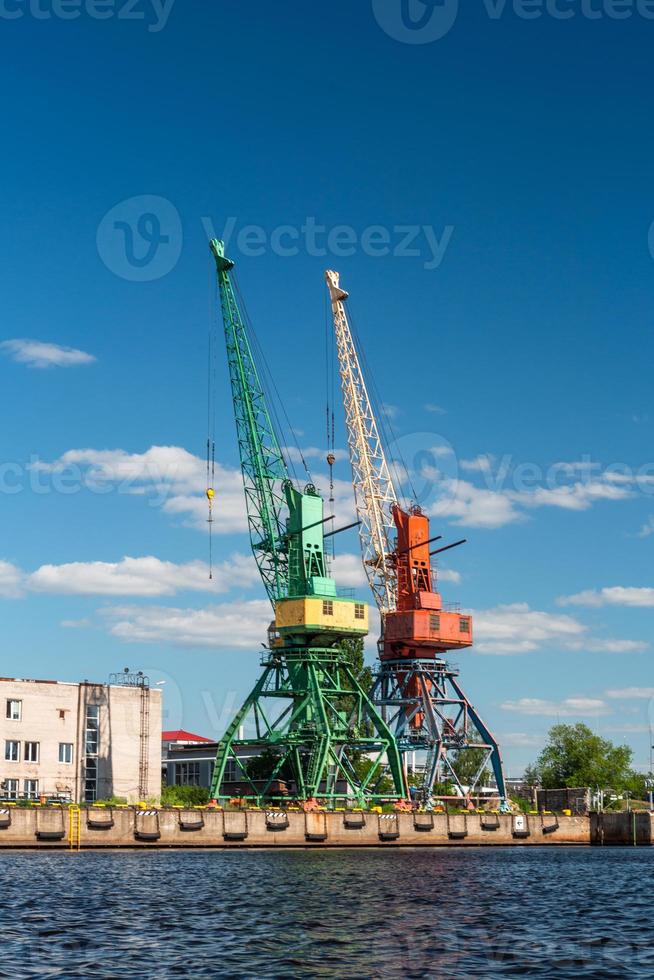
83, 705, 100, 802
174, 762, 201, 786
59, 743, 73, 765
5, 740, 20, 763
3, 779, 18, 800
322, 600, 334, 616
24, 742, 40, 764
354, 603, 365, 620
459, 617, 470, 633
85, 704, 100, 756
85, 730, 99, 755
6, 699, 21, 721
224, 758, 239, 782
24, 779, 39, 800
430, 614, 441, 633
84, 757, 98, 803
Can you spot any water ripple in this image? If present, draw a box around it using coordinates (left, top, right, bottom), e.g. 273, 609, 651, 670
0, 847, 652, 978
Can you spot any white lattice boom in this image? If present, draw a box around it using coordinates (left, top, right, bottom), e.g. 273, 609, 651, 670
325, 269, 398, 615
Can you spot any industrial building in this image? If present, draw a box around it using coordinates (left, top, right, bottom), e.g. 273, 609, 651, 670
162, 729, 257, 794
0, 672, 162, 804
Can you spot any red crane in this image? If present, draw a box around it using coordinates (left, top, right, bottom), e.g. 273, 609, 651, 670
326, 269, 510, 809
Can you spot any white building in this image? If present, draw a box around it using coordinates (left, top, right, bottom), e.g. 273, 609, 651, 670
0, 673, 162, 804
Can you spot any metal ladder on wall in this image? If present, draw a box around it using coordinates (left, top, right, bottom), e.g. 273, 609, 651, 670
68, 805, 81, 851
138, 685, 150, 800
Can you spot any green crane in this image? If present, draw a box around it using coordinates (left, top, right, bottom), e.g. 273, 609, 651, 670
208, 240, 406, 806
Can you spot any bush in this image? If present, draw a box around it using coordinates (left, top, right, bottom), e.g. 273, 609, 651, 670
161, 785, 210, 807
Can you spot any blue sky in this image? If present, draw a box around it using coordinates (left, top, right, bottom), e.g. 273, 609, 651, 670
1, 1, 653, 772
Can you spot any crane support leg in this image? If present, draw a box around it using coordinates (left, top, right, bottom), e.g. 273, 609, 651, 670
448, 672, 510, 811
210, 648, 407, 806
371, 658, 510, 809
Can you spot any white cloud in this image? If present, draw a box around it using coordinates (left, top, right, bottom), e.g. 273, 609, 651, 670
515, 481, 633, 512
501, 697, 610, 717
637, 517, 654, 538
60, 618, 91, 629
472, 602, 646, 655
416, 454, 641, 531
33, 446, 250, 535
431, 479, 523, 530
103, 599, 272, 648
498, 732, 544, 748
33, 445, 204, 489
330, 553, 368, 589
473, 602, 586, 654
381, 403, 400, 420
605, 687, 654, 700
1, 339, 96, 369
437, 567, 461, 585
424, 403, 447, 415
600, 724, 652, 735
460, 454, 496, 474
162, 482, 248, 534
558, 587, 654, 609
0, 561, 24, 598
28, 554, 258, 597
32, 446, 357, 539
566, 639, 648, 654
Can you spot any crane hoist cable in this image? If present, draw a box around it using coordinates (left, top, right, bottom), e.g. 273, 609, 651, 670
206, 268, 218, 579
324, 291, 336, 555
347, 304, 418, 507
233, 273, 312, 487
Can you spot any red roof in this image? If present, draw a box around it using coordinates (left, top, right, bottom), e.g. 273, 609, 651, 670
161, 729, 213, 744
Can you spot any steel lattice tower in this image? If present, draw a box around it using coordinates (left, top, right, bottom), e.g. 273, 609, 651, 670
207, 241, 406, 807
326, 269, 510, 809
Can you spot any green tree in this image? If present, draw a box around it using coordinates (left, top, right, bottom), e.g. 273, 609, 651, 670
523, 764, 540, 790
335, 636, 373, 724
532, 724, 635, 791
338, 636, 373, 691
450, 747, 491, 787
352, 754, 395, 795
246, 748, 293, 783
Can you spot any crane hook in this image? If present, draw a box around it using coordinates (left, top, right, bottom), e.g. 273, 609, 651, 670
206, 487, 215, 579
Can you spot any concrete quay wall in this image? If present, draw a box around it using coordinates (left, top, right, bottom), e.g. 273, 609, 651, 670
0, 805, 614, 848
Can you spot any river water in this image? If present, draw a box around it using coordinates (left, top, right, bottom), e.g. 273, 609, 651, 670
1, 847, 652, 978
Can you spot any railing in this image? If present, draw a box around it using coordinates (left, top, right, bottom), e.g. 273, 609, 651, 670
109, 669, 150, 688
